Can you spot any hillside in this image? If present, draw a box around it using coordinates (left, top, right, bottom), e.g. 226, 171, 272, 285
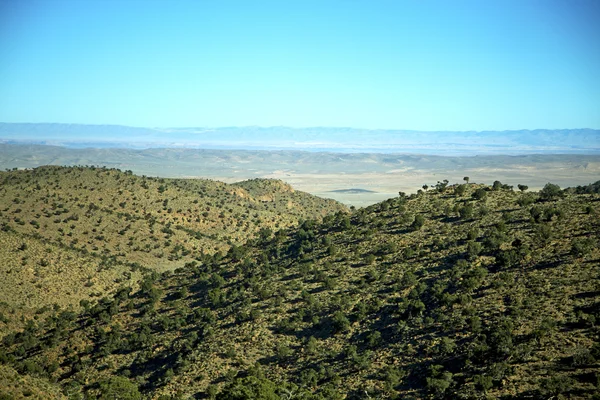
0, 180, 598, 399
0, 166, 345, 268
0, 166, 345, 333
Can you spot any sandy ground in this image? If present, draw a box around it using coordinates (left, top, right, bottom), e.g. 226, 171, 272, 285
256, 164, 600, 206
2, 144, 598, 207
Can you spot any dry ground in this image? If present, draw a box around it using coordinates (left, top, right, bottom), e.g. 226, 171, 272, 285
224, 160, 600, 206
2, 144, 598, 206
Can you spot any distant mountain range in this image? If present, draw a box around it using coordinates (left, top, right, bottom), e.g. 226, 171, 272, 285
0, 123, 598, 155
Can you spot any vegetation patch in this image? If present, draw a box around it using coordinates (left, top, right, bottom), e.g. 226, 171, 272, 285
0, 171, 599, 399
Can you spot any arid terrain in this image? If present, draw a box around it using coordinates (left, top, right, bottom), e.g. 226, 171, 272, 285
1, 167, 598, 399
2, 144, 599, 206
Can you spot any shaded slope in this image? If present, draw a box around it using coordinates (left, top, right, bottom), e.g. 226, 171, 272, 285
0, 183, 598, 399
0, 166, 345, 338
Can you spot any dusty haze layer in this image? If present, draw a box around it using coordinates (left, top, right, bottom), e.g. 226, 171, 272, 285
1, 144, 598, 206
1, 123, 599, 154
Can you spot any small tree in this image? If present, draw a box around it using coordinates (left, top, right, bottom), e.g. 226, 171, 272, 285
467, 241, 482, 260
426, 365, 454, 399
382, 365, 406, 391
98, 376, 142, 400
463, 176, 470, 184
435, 180, 449, 193
454, 184, 467, 196
571, 238, 594, 257
411, 214, 425, 231
472, 188, 487, 201
217, 376, 299, 400
275, 342, 292, 360
332, 311, 350, 333
306, 336, 318, 355
437, 337, 457, 356
474, 374, 493, 393
540, 376, 574, 398
517, 184, 528, 192
366, 330, 382, 347
539, 183, 562, 201
459, 204, 474, 220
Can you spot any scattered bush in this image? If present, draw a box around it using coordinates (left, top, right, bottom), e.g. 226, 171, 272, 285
472, 188, 487, 200
97, 376, 142, 400
539, 183, 562, 201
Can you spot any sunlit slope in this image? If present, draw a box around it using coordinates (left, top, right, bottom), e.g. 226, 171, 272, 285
0, 166, 346, 272
0, 228, 144, 335
0, 166, 345, 337
0, 365, 65, 400
1, 181, 597, 399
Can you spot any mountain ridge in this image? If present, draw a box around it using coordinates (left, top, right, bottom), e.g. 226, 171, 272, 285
1, 123, 598, 155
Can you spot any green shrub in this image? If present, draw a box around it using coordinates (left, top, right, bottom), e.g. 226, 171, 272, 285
426, 365, 454, 398
466, 227, 479, 241
472, 188, 487, 200
458, 204, 474, 220
382, 365, 405, 391
473, 374, 493, 392
571, 237, 595, 257
306, 336, 318, 355
454, 184, 467, 196
467, 241, 482, 260
366, 330, 382, 347
97, 376, 142, 400
516, 195, 535, 207
540, 375, 574, 397
539, 183, 562, 201
332, 311, 350, 333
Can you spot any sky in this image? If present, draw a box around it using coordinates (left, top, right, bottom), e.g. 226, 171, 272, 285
0, 0, 599, 131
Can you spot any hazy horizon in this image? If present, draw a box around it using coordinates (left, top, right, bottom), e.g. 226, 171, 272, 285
2, 123, 599, 156
3, 121, 600, 132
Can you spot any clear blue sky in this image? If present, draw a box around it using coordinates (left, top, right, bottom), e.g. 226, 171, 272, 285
1, 0, 599, 130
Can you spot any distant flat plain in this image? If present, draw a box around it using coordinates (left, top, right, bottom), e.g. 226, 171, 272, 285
2, 144, 599, 206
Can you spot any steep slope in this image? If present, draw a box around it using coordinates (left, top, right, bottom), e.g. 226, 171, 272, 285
0, 166, 345, 336
0, 166, 345, 270
0, 182, 598, 399
0, 228, 144, 327
0, 365, 65, 400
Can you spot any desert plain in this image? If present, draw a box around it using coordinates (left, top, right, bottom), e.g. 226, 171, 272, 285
2, 144, 598, 206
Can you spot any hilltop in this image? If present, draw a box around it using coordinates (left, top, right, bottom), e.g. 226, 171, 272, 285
0, 166, 345, 268
0, 166, 345, 330
2, 143, 600, 207
0, 178, 598, 399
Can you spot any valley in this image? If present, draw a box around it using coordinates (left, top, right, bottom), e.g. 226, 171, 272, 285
0, 167, 598, 399
2, 0, 599, 397
2, 144, 599, 206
